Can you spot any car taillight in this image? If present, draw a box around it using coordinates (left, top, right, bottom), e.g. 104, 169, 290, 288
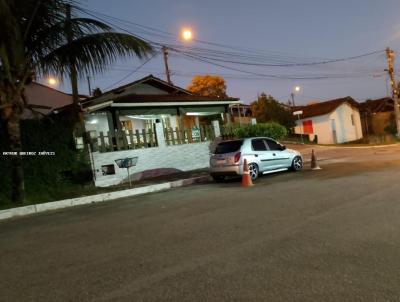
234, 152, 241, 163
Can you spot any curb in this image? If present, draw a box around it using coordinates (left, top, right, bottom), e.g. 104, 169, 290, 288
0, 175, 210, 222
287, 143, 400, 149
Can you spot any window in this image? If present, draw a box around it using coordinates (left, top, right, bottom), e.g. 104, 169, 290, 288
265, 139, 282, 151
101, 164, 115, 175
215, 140, 243, 154
303, 120, 314, 134
251, 139, 267, 151
351, 114, 355, 126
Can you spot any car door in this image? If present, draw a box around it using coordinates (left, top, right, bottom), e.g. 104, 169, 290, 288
265, 138, 291, 169
250, 138, 273, 172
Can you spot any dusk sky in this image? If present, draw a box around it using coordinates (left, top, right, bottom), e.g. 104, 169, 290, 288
52, 0, 400, 105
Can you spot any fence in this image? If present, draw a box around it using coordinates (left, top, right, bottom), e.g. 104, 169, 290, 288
89, 124, 217, 153
164, 125, 215, 146
90, 129, 157, 152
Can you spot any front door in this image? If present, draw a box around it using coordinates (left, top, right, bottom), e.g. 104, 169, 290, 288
331, 119, 338, 144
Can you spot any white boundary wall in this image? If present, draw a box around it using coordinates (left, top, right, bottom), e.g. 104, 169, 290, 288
92, 122, 217, 187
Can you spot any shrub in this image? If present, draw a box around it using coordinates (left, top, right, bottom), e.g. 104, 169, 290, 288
233, 122, 287, 140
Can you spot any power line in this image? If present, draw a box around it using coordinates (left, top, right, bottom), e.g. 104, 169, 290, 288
103, 52, 159, 90
75, 7, 390, 85
77, 7, 385, 68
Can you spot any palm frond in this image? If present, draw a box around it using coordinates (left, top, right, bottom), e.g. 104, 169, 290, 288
39, 32, 154, 78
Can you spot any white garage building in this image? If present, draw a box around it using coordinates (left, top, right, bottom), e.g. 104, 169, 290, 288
293, 97, 363, 144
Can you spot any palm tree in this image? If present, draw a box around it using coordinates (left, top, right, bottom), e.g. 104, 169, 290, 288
0, 0, 153, 203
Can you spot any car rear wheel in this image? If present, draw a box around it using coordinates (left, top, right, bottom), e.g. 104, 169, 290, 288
212, 175, 225, 182
291, 156, 303, 171
248, 163, 259, 180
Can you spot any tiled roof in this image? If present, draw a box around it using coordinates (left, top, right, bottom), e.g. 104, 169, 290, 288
113, 94, 239, 103
292, 97, 359, 119
359, 97, 393, 113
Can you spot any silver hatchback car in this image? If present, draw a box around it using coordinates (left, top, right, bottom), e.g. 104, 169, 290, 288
210, 137, 303, 182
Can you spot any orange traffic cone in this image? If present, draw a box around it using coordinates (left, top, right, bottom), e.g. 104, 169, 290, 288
241, 158, 254, 187
311, 149, 321, 170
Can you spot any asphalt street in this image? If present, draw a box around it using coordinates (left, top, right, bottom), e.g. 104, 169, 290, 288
1, 145, 400, 301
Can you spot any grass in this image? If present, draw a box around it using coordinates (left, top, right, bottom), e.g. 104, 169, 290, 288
0, 169, 209, 211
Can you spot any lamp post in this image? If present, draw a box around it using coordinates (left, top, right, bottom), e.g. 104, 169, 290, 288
162, 28, 194, 85
290, 85, 301, 108
293, 110, 304, 144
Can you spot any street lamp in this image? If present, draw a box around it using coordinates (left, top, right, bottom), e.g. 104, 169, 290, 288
47, 77, 58, 86
181, 28, 193, 41
291, 85, 301, 107
163, 28, 194, 84
293, 110, 304, 144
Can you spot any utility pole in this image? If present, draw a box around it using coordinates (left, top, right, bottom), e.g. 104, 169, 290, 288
162, 46, 172, 84
87, 76, 92, 96
385, 47, 400, 137
66, 4, 79, 105
291, 92, 295, 108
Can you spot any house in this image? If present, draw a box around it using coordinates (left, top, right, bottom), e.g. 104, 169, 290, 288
228, 103, 253, 124
359, 97, 394, 136
81, 75, 239, 139
22, 81, 86, 119
292, 97, 363, 144
80, 75, 240, 186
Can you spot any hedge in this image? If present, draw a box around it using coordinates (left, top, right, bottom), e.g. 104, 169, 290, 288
232, 122, 287, 140
0, 114, 92, 205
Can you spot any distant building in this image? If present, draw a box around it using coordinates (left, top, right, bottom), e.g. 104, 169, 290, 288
359, 97, 394, 136
292, 97, 363, 144
228, 103, 253, 124
22, 82, 86, 119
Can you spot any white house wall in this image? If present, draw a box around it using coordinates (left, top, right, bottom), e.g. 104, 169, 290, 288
295, 103, 363, 144
329, 103, 362, 143
295, 113, 332, 144
92, 142, 211, 187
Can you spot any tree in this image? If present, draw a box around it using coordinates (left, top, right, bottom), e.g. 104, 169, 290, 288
92, 87, 103, 97
187, 74, 227, 97
250, 93, 295, 129
0, 0, 153, 203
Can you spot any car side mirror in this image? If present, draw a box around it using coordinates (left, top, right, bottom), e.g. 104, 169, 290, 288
281, 145, 286, 151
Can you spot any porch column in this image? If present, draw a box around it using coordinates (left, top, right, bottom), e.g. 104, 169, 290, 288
212, 120, 221, 137
113, 109, 123, 131
155, 121, 167, 148
225, 112, 232, 125
106, 111, 116, 135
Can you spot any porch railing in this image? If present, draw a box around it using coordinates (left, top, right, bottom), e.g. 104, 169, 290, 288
90, 129, 157, 153
164, 125, 215, 146
88, 124, 217, 153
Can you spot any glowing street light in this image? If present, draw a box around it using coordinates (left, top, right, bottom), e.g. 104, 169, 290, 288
47, 77, 58, 86
181, 28, 193, 41
291, 85, 301, 107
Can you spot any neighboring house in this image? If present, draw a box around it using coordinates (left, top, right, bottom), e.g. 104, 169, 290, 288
80, 75, 240, 187
22, 82, 87, 119
292, 97, 362, 144
229, 103, 253, 124
359, 97, 394, 136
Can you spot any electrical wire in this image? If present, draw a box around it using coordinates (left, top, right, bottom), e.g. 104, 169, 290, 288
103, 52, 159, 90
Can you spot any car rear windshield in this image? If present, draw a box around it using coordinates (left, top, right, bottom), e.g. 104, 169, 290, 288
215, 140, 243, 154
